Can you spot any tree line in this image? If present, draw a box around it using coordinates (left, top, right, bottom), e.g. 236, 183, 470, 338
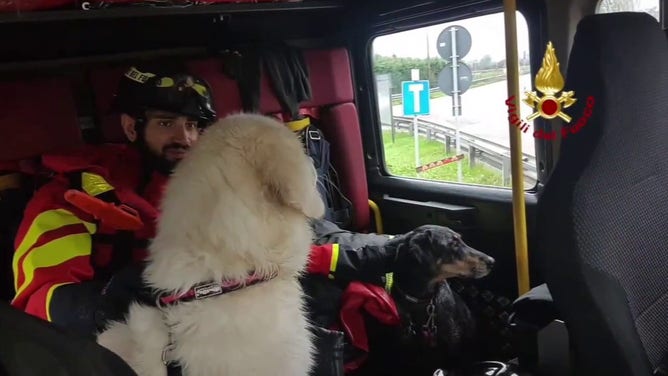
374, 54, 529, 94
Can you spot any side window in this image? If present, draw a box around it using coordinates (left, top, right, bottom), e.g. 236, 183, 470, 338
596, 0, 660, 21
372, 11, 535, 189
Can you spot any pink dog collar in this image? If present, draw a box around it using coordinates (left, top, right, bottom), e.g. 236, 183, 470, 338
158, 270, 278, 306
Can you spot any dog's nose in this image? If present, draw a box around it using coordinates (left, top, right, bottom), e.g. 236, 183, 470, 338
482, 256, 495, 269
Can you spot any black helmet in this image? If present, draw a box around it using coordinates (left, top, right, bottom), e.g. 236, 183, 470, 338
112, 66, 217, 125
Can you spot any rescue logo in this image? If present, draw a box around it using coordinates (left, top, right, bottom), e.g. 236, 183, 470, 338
524, 41, 576, 122
505, 42, 594, 140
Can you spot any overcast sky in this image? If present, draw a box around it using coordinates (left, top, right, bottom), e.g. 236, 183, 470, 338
372, 12, 530, 62
372, 1, 659, 62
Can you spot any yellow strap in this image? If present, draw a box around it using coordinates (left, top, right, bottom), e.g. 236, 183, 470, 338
384, 272, 394, 292
368, 199, 384, 234
0, 173, 21, 191
286, 117, 311, 132
328, 243, 340, 280
81, 172, 114, 197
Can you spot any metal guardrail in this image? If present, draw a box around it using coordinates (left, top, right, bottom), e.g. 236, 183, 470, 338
388, 116, 537, 187
389, 67, 531, 102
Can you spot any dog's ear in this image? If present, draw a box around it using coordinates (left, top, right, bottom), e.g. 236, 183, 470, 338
253, 125, 326, 219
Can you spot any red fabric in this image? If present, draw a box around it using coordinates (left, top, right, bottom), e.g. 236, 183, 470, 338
11, 144, 164, 316
0, 161, 19, 173
186, 59, 245, 119
339, 282, 401, 372
79, 0, 295, 5
0, 0, 74, 12
320, 103, 369, 231
306, 244, 333, 276
12, 222, 92, 299
188, 49, 353, 117
0, 77, 83, 161
88, 67, 127, 143
257, 48, 354, 114
40, 144, 161, 237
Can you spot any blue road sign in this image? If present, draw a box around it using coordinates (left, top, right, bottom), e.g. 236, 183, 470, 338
402, 80, 430, 116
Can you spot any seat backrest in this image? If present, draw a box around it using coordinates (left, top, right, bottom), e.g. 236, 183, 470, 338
537, 12, 668, 376
0, 76, 83, 301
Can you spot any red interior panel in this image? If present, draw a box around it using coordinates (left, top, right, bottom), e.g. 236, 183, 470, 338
320, 103, 369, 231
0, 77, 83, 162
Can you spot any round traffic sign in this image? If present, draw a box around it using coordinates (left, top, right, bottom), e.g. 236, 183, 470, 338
438, 62, 473, 96
436, 25, 472, 60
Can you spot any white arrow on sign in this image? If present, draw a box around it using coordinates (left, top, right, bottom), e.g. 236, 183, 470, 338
408, 83, 424, 113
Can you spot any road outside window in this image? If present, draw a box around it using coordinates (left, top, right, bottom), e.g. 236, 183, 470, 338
372, 11, 534, 189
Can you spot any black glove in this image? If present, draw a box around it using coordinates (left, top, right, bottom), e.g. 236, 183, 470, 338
94, 263, 156, 331
47, 263, 153, 338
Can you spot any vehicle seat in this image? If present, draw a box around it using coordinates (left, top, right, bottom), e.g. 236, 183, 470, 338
537, 12, 668, 376
0, 76, 84, 301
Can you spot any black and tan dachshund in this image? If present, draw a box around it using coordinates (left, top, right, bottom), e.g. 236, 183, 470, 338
355, 225, 495, 376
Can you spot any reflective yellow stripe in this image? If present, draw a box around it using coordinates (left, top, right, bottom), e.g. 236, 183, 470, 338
81, 172, 114, 197
45, 282, 72, 322
328, 243, 340, 280
286, 117, 311, 132
13, 209, 96, 291
15, 233, 93, 299
384, 272, 394, 292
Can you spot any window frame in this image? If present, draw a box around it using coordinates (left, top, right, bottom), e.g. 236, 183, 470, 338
360, 0, 550, 194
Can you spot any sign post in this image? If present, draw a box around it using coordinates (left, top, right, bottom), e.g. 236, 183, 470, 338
437, 25, 472, 183
450, 27, 462, 182
401, 70, 431, 176
375, 74, 394, 142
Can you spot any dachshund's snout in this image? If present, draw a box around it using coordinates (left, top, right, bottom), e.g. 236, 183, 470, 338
482, 255, 495, 270
467, 249, 495, 278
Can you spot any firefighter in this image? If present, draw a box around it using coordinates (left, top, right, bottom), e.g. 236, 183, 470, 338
10, 65, 454, 343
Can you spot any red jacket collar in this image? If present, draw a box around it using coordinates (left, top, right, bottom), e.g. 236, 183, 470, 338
42, 143, 166, 236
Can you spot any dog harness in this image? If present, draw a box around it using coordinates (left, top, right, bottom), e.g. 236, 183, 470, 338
156, 270, 279, 376
387, 276, 440, 347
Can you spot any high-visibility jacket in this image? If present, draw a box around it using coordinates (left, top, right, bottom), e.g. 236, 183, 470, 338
10, 144, 164, 331
10, 143, 397, 336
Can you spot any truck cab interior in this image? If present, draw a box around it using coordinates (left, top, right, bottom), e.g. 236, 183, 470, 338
0, 0, 666, 375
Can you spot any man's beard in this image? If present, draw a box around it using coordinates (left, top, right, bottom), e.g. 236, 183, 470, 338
134, 137, 189, 176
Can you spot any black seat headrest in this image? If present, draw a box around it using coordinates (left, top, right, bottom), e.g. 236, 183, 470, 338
538, 12, 668, 376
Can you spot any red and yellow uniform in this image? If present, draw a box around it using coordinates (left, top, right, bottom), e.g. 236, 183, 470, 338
11, 144, 163, 328
10, 143, 396, 336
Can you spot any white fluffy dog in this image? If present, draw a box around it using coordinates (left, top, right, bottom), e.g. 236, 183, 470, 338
97, 113, 325, 376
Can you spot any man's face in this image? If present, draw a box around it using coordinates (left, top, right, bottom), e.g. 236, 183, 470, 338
121, 110, 202, 174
